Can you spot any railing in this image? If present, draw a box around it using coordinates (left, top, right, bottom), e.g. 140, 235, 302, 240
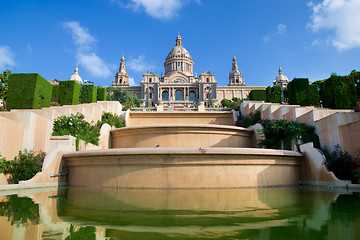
131, 107, 157, 112
205, 108, 232, 112
130, 107, 233, 112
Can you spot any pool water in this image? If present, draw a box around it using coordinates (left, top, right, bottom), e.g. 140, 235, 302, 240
0, 186, 359, 239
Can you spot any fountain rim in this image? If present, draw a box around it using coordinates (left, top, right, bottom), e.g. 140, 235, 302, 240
110, 123, 253, 132
63, 147, 303, 158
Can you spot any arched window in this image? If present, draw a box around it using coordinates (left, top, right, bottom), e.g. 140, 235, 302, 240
206, 78, 209, 83
236, 78, 238, 83
175, 90, 184, 101
189, 91, 196, 102
149, 78, 152, 83
162, 91, 169, 101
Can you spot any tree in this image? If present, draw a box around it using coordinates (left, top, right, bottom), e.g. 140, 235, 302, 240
0, 69, 11, 102
107, 86, 143, 110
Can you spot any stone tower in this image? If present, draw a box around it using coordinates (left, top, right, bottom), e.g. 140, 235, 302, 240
228, 55, 244, 86
113, 55, 129, 86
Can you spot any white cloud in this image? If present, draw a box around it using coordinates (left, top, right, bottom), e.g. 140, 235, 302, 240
130, 0, 182, 19
263, 24, 287, 43
0, 46, 15, 69
128, 77, 136, 86
128, 55, 154, 72
277, 24, 286, 34
63, 21, 112, 78
63, 21, 95, 51
114, 0, 199, 20
77, 53, 112, 78
26, 44, 32, 54
308, 0, 360, 51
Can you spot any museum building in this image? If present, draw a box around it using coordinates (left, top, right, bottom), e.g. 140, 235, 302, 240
111, 33, 273, 107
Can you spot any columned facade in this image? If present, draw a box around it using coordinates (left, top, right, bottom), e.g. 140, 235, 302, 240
111, 34, 267, 107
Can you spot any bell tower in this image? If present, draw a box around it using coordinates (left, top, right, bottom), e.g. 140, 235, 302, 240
228, 55, 245, 86
113, 55, 130, 86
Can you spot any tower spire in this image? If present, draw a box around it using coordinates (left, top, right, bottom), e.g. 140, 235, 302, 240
176, 32, 182, 46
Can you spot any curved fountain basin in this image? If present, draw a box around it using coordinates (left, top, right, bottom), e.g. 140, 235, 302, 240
63, 147, 303, 189
111, 124, 253, 148
57, 187, 307, 232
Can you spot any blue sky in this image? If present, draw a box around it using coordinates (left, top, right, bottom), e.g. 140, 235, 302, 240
1, 0, 360, 87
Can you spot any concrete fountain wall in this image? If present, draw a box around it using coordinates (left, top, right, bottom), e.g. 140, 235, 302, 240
62, 112, 304, 189
111, 124, 253, 148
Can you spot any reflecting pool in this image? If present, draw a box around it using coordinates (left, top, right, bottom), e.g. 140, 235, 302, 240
0, 186, 360, 239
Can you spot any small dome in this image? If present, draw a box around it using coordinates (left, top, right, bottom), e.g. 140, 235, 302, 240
275, 66, 288, 82
69, 66, 83, 85
166, 45, 192, 60
165, 33, 192, 61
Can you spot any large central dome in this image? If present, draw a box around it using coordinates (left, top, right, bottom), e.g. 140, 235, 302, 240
164, 33, 194, 77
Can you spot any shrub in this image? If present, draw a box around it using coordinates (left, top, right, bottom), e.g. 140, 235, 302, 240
51, 84, 59, 102
322, 145, 360, 183
58, 81, 81, 105
7, 73, 53, 110
0, 101, 8, 111
353, 100, 360, 112
97, 87, 107, 101
0, 150, 45, 184
320, 74, 357, 109
96, 112, 125, 129
108, 87, 143, 110
258, 120, 320, 150
0, 69, 11, 102
237, 111, 261, 128
0, 195, 40, 226
220, 97, 245, 110
266, 85, 282, 103
287, 78, 311, 106
52, 113, 99, 149
80, 85, 97, 103
307, 84, 320, 107
249, 90, 266, 101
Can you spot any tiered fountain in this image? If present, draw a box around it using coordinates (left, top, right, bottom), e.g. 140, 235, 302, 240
62, 112, 303, 189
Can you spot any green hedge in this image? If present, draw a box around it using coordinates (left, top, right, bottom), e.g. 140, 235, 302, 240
309, 84, 321, 107
51, 84, 59, 102
287, 78, 310, 106
249, 90, 266, 101
320, 74, 357, 109
7, 73, 53, 110
80, 85, 97, 103
58, 81, 81, 105
266, 85, 282, 103
96, 87, 107, 101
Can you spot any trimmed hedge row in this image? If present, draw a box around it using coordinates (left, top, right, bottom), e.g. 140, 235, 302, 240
97, 87, 107, 101
58, 81, 81, 105
52, 85, 59, 102
7, 73, 53, 110
286, 78, 321, 107
249, 90, 266, 101
287, 78, 310, 106
318, 73, 358, 109
80, 85, 97, 103
266, 85, 282, 103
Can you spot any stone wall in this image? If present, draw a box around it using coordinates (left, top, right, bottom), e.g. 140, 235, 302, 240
240, 101, 360, 158
0, 101, 122, 160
